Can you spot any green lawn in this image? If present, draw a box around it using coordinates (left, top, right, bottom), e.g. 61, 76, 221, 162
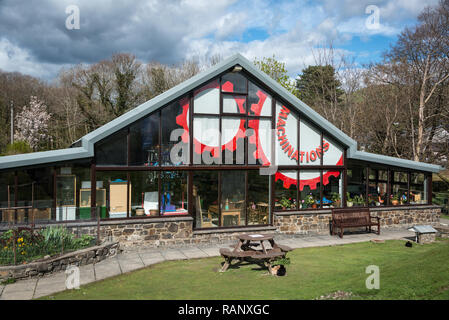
42, 239, 449, 300
441, 214, 449, 220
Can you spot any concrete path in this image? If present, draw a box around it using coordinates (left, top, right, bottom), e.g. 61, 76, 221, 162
0, 229, 413, 300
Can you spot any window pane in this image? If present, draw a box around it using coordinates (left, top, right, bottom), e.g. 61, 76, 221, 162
96, 172, 129, 219
56, 164, 91, 221
275, 171, 297, 210
369, 181, 387, 207
247, 119, 272, 166
323, 135, 343, 166
248, 81, 272, 116
221, 72, 247, 93
194, 80, 219, 114
300, 170, 321, 209
221, 117, 245, 165
300, 118, 321, 165
130, 171, 159, 217
28, 167, 54, 223
392, 171, 408, 205
161, 171, 188, 215
347, 167, 366, 207
95, 129, 128, 166
276, 102, 298, 165
223, 95, 246, 113
0, 172, 16, 225
410, 173, 427, 204
192, 116, 220, 165
247, 171, 269, 225
129, 112, 160, 166
323, 171, 342, 208
221, 171, 246, 226
162, 98, 189, 166
193, 171, 218, 228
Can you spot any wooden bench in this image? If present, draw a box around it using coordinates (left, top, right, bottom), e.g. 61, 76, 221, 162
331, 207, 380, 238
219, 248, 254, 272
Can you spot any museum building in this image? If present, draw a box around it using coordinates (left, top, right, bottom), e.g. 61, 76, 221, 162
0, 54, 443, 246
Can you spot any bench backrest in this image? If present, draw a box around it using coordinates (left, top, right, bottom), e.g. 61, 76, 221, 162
332, 207, 370, 221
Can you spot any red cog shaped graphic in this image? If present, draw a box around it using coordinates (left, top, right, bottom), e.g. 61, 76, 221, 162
176, 80, 246, 158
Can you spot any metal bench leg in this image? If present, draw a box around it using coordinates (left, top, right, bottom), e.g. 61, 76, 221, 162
340, 227, 343, 238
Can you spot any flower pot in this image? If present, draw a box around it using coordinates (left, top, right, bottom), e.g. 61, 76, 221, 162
312, 204, 317, 209
347, 202, 353, 207
335, 200, 341, 207
391, 200, 399, 206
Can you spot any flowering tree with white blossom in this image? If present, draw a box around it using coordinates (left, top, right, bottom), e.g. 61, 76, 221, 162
14, 96, 52, 151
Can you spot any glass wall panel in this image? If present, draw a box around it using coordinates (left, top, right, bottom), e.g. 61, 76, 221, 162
160, 171, 188, 216
410, 173, 427, 204
221, 72, 247, 93
247, 171, 269, 225
248, 81, 272, 116
392, 171, 408, 205
95, 129, 128, 166
300, 171, 321, 209
299, 119, 321, 165
221, 171, 246, 226
96, 171, 129, 219
161, 98, 189, 166
275, 171, 297, 210
129, 112, 160, 166
347, 166, 366, 207
194, 80, 219, 114
275, 103, 298, 165
130, 171, 159, 217
193, 171, 218, 228
323, 171, 342, 208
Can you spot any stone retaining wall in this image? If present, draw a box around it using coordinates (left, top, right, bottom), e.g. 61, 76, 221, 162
0, 241, 120, 281
274, 206, 441, 236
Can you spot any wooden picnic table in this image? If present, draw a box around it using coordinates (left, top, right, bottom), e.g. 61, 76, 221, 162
219, 233, 292, 273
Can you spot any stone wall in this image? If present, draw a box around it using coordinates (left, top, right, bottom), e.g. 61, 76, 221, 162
0, 241, 119, 281
274, 205, 441, 236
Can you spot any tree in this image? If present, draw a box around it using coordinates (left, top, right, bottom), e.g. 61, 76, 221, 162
296, 65, 344, 125
2, 141, 32, 156
253, 55, 297, 95
14, 96, 52, 151
382, 0, 449, 162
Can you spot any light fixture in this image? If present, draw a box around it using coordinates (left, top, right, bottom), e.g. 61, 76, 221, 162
232, 65, 242, 73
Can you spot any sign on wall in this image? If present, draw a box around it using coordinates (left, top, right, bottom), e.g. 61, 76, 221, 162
175, 80, 343, 190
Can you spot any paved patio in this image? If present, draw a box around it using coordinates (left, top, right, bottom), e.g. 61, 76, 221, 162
0, 229, 414, 300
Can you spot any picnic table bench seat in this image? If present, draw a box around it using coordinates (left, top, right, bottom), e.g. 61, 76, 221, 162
332, 207, 380, 238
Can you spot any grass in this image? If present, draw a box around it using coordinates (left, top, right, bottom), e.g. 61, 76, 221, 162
440, 214, 449, 220
41, 239, 449, 300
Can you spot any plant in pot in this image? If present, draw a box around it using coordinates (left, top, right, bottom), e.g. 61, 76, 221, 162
391, 194, 399, 205
346, 192, 353, 207
270, 257, 290, 276
331, 192, 341, 207
305, 194, 316, 208
279, 197, 292, 210
354, 195, 365, 207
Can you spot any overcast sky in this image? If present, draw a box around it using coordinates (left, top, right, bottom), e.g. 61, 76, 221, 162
0, 0, 440, 81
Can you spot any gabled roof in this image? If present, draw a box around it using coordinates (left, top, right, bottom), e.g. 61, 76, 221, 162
0, 53, 443, 173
